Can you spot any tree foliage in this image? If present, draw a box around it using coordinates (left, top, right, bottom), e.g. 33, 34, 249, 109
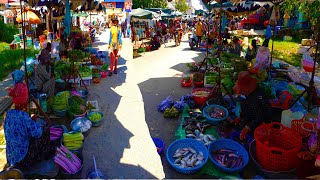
132, 0, 168, 9
282, 0, 320, 26
174, 0, 189, 13
0, 21, 19, 43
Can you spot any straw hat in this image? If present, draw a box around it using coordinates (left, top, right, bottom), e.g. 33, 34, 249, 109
233, 71, 257, 96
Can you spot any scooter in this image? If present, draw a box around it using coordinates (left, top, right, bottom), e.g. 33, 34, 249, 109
188, 30, 197, 50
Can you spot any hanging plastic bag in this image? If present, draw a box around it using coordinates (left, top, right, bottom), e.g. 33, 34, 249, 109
281, 109, 304, 128
173, 101, 186, 113
308, 133, 318, 153
157, 96, 174, 112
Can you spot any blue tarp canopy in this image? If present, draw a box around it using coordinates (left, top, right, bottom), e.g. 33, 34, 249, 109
104, 0, 124, 2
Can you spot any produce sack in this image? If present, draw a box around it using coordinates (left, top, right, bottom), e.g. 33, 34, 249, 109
157, 96, 174, 112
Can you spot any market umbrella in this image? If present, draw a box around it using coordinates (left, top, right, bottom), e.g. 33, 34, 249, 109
16, 8, 41, 24
131, 8, 159, 19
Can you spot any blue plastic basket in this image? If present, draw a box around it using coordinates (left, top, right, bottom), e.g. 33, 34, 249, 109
166, 139, 209, 174
152, 138, 165, 154
203, 105, 228, 125
208, 139, 249, 173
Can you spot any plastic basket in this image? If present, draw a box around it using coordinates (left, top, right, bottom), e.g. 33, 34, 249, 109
202, 105, 228, 125
208, 139, 249, 173
166, 139, 209, 174
291, 119, 315, 138
254, 122, 302, 171
206, 98, 231, 110
152, 137, 165, 154
180, 79, 192, 87
249, 140, 297, 179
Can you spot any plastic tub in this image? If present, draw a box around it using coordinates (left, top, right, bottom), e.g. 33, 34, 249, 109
54, 109, 68, 117
202, 105, 228, 125
87, 111, 104, 127
71, 117, 92, 137
166, 138, 209, 174
180, 80, 192, 87
152, 137, 165, 154
208, 139, 249, 173
100, 71, 108, 78
192, 88, 211, 105
206, 98, 231, 110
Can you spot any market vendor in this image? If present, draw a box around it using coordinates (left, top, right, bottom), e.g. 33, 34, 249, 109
4, 70, 57, 169
108, 16, 122, 76
35, 42, 56, 97
229, 36, 241, 56
233, 71, 272, 140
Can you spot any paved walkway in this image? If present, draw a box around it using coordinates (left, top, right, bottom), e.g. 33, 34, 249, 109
81, 31, 165, 178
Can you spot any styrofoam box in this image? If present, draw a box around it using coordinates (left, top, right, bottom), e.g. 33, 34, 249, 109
87, 101, 99, 111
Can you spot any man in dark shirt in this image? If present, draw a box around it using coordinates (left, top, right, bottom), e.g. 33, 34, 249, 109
233, 71, 272, 140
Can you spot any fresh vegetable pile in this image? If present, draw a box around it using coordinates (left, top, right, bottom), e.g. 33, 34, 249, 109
173, 147, 205, 168
211, 148, 244, 169
91, 55, 103, 65
164, 107, 180, 118
63, 132, 84, 150
79, 66, 92, 78
67, 49, 85, 62
88, 113, 103, 122
54, 146, 82, 174
101, 64, 109, 71
50, 127, 63, 141
52, 91, 70, 111
69, 96, 86, 115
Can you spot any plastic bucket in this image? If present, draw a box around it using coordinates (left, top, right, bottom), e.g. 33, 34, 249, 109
152, 137, 165, 154
100, 71, 107, 78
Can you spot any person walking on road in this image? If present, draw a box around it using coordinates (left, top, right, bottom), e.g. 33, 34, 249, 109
121, 20, 127, 38
108, 16, 122, 76
195, 19, 204, 47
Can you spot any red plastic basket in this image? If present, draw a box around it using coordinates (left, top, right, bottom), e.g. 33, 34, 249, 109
254, 122, 302, 171
291, 119, 315, 138
192, 88, 211, 105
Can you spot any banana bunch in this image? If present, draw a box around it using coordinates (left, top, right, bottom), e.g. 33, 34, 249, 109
63, 132, 84, 150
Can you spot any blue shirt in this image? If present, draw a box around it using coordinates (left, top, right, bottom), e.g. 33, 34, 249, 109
4, 110, 43, 166
265, 25, 272, 39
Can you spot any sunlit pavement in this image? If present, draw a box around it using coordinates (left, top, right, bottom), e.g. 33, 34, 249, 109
81, 30, 206, 178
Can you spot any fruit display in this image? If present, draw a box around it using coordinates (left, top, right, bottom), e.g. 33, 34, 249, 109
62, 132, 84, 150
52, 91, 70, 111
79, 66, 92, 78
54, 146, 82, 174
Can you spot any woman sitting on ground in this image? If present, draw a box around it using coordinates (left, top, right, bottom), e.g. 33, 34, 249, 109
4, 70, 57, 170
34, 42, 56, 97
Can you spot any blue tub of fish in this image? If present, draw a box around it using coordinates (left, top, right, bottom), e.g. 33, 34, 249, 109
203, 105, 228, 125
166, 139, 209, 174
208, 139, 249, 173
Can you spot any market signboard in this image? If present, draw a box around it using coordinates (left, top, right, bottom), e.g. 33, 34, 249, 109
124, 2, 131, 12
102, 2, 116, 9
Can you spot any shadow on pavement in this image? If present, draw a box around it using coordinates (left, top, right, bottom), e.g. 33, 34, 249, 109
138, 76, 191, 179
80, 55, 156, 178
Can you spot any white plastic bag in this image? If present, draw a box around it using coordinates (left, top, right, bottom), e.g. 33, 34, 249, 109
281, 109, 304, 128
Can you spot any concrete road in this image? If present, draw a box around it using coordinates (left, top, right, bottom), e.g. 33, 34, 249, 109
81, 31, 206, 178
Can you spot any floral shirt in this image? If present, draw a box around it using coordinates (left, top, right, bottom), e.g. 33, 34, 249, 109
4, 110, 43, 166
